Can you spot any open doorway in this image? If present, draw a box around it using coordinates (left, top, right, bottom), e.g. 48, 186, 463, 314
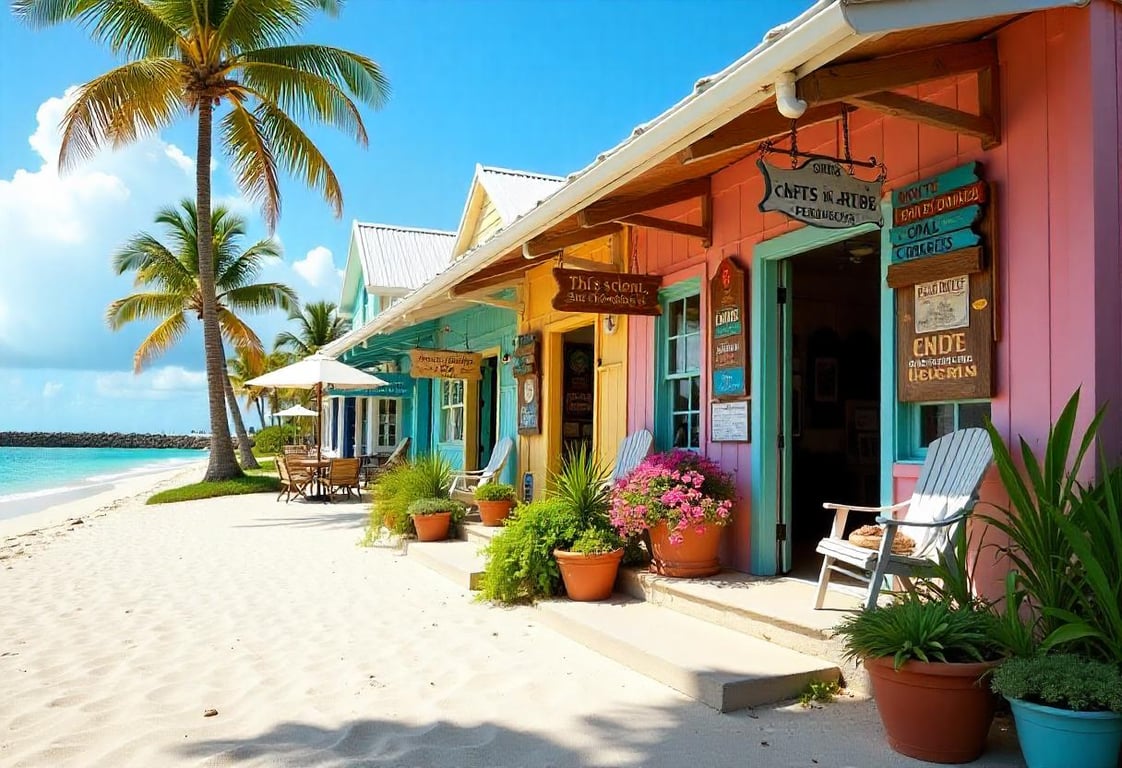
560, 325, 595, 459
785, 232, 882, 578
476, 356, 499, 468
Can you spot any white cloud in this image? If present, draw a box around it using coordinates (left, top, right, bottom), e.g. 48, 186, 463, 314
95, 366, 207, 400
41, 381, 63, 399
164, 144, 194, 174
293, 245, 344, 288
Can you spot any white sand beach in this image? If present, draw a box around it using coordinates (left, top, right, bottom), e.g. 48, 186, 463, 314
0, 472, 1023, 768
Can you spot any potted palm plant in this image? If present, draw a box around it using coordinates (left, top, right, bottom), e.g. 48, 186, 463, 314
552, 445, 625, 602
834, 596, 1004, 763
408, 498, 467, 542
474, 482, 516, 527
609, 449, 735, 577
991, 654, 1122, 768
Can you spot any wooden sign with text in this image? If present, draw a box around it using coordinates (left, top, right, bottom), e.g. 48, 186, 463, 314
409, 349, 482, 381
896, 254, 993, 402
552, 268, 662, 316
757, 158, 884, 229
517, 374, 541, 435
709, 257, 749, 399
512, 332, 539, 377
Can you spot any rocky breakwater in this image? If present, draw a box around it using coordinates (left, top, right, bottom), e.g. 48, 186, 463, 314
0, 432, 215, 450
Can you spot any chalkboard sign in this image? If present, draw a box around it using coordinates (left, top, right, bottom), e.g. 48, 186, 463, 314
517, 374, 540, 435
709, 257, 748, 399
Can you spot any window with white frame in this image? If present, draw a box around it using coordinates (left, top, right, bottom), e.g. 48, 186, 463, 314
441, 379, 465, 442
664, 291, 702, 450
374, 398, 400, 450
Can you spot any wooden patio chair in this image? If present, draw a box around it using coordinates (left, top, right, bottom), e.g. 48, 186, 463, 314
608, 429, 654, 487
325, 458, 363, 500
276, 456, 315, 503
450, 436, 514, 506
813, 428, 994, 611
361, 437, 411, 487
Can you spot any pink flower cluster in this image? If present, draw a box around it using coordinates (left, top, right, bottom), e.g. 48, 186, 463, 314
610, 450, 735, 544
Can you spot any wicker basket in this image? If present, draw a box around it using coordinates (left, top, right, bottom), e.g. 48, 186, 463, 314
848, 524, 916, 555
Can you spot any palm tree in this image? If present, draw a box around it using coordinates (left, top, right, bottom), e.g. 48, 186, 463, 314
107, 199, 298, 471
16, 0, 389, 481
275, 300, 348, 356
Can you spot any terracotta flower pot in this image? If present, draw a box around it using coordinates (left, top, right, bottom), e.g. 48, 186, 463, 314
412, 512, 452, 542
554, 548, 624, 601
864, 656, 999, 764
648, 520, 722, 578
477, 500, 514, 527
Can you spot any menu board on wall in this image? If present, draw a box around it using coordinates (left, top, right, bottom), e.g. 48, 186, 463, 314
711, 400, 749, 442
709, 257, 749, 400
517, 374, 540, 435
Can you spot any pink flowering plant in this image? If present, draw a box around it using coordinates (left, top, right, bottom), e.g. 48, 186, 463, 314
610, 449, 736, 544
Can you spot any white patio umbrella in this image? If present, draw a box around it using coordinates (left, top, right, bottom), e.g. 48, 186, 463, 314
247, 352, 387, 462
273, 404, 319, 446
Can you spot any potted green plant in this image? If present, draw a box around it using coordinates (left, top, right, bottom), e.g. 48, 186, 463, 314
834, 595, 1004, 763
474, 482, 516, 527
991, 654, 1122, 768
366, 453, 452, 539
552, 446, 624, 602
408, 497, 466, 542
609, 449, 735, 578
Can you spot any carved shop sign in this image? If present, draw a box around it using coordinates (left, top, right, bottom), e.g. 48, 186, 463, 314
709, 257, 749, 399
408, 349, 482, 381
552, 268, 662, 316
757, 158, 884, 229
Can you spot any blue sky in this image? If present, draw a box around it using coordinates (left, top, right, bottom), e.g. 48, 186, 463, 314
0, 0, 805, 433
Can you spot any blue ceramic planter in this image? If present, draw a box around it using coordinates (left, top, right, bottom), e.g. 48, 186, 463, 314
1008, 697, 1122, 768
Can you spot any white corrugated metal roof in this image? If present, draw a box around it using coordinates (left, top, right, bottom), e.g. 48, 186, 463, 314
476, 166, 566, 224
353, 222, 455, 293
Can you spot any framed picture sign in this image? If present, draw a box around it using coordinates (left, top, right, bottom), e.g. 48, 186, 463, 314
517, 374, 541, 435
709, 257, 749, 399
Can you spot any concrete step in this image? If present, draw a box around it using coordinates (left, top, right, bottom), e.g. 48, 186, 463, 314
535, 597, 840, 712
404, 539, 486, 590
460, 521, 504, 548
616, 568, 867, 691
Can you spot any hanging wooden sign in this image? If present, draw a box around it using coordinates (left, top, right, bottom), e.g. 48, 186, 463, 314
895, 252, 994, 402
893, 181, 987, 227
757, 158, 884, 229
517, 374, 541, 435
889, 205, 982, 246
889, 163, 988, 264
551, 268, 662, 315
408, 349, 482, 380
512, 332, 539, 377
891, 229, 981, 262
709, 257, 749, 399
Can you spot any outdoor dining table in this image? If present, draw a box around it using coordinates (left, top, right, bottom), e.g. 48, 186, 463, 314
288, 457, 333, 502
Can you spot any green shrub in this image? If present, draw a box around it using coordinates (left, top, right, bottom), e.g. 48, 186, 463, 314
407, 497, 467, 522
834, 596, 1002, 670
366, 453, 454, 538
253, 424, 298, 454
552, 443, 611, 531
992, 654, 1122, 712
569, 527, 622, 555
799, 679, 841, 708
478, 499, 582, 604
475, 482, 516, 502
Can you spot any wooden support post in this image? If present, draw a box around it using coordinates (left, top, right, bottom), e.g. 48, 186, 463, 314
977, 65, 1001, 150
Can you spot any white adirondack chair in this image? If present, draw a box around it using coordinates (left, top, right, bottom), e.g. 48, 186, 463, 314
609, 429, 654, 486
813, 428, 993, 611
450, 437, 514, 505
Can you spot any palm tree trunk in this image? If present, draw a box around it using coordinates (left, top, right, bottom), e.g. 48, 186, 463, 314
196, 101, 242, 481
256, 399, 266, 431
224, 372, 260, 470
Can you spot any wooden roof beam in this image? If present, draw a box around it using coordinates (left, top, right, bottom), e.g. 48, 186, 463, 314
522, 222, 622, 259
797, 39, 997, 105
679, 103, 850, 165
578, 177, 710, 228
619, 215, 711, 248
450, 264, 527, 297
846, 91, 997, 148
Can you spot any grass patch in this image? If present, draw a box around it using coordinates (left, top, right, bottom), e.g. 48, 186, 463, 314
245, 457, 276, 476
798, 679, 842, 708
147, 474, 281, 505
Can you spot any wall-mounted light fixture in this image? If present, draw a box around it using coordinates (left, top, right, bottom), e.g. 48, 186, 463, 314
501, 353, 512, 364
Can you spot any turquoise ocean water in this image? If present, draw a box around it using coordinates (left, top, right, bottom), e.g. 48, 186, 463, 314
0, 447, 206, 516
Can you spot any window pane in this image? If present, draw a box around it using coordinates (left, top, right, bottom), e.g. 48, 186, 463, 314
690, 415, 700, 450
675, 379, 691, 410
685, 294, 701, 334
669, 338, 686, 374
669, 299, 684, 337
958, 402, 991, 430
685, 333, 700, 372
919, 404, 956, 447
672, 412, 690, 448
691, 377, 700, 410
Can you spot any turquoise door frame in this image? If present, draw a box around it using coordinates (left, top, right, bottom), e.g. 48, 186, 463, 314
749, 206, 894, 575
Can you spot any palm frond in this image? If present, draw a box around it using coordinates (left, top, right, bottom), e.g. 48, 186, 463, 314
105, 292, 186, 330
59, 57, 185, 170
217, 308, 266, 365
254, 98, 343, 217
133, 310, 190, 371
215, 238, 281, 289
234, 62, 366, 144
220, 95, 282, 228
274, 329, 310, 357
111, 233, 194, 295
214, 0, 339, 52
220, 283, 299, 314
237, 44, 389, 109
14, 0, 182, 59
